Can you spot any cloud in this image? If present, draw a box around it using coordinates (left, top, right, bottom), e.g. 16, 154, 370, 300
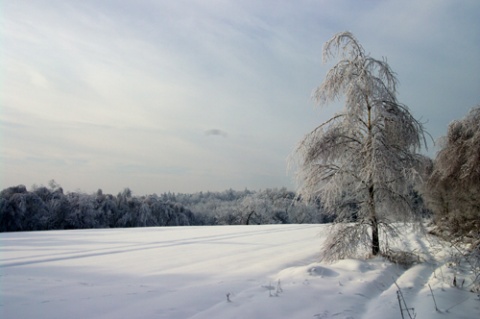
205, 129, 228, 138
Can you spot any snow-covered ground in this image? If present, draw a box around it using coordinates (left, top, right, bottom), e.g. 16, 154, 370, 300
1, 224, 478, 319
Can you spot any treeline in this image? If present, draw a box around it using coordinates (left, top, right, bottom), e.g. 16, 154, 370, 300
0, 184, 327, 232
171, 187, 329, 225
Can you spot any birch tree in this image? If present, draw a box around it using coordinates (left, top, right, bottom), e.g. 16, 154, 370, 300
293, 32, 426, 260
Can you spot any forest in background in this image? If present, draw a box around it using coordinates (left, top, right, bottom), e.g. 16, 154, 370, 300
0, 183, 334, 232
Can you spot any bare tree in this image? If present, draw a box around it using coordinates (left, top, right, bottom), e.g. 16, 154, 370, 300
292, 32, 427, 260
426, 105, 480, 239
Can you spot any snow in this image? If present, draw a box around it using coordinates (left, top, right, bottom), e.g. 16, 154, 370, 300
1, 224, 478, 319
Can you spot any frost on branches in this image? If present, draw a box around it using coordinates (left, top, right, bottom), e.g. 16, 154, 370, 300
293, 32, 427, 260
426, 105, 480, 241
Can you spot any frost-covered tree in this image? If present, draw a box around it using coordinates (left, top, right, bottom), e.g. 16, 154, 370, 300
0, 185, 28, 231
65, 193, 97, 229
293, 32, 426, 259
426, 105, 480, 238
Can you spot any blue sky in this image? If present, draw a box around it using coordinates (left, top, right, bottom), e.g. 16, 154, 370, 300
1, 0, 479, 195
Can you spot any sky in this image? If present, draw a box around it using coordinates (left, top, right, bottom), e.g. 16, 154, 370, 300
1, 0, 479, 195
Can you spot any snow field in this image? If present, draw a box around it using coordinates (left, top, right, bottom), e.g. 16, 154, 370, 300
1, 224, 478, 319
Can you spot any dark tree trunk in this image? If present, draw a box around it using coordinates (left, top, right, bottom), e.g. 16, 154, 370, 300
369, 183, 380, 256
371, 216, 380, 256
366, 99, 380, 256
245, 210, 255, 225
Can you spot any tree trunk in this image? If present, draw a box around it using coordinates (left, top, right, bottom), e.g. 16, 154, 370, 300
371, 215, 380, 256
245, 210, 255, 225
369, 184, 380, 256
366, 99, 380, 256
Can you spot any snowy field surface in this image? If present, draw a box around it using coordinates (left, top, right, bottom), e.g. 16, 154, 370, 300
1, 224, 478, 319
